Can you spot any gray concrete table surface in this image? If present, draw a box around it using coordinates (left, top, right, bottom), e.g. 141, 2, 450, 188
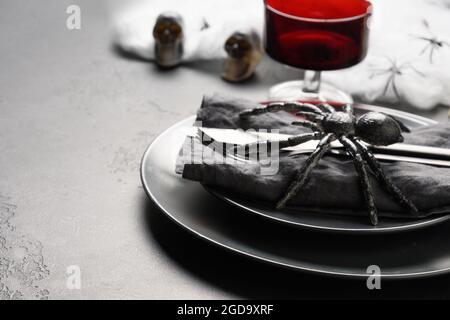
1, 0, 449, 300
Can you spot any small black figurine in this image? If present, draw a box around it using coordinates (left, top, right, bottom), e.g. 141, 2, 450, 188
153, 12, 184, 68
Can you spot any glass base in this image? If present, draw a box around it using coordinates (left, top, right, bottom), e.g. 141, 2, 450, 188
268, 80, 353, 104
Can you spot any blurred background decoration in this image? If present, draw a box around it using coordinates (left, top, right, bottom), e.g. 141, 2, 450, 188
152, 12, 185, 68
222, 31, 262, 82
112, 0, 450, 111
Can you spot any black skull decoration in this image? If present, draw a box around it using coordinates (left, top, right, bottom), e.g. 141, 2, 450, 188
222, 31, 262, 82
153, 12, 184, 68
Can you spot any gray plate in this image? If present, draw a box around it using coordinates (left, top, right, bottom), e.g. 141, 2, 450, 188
141, 112, 450, 278
203, 103, 449, 233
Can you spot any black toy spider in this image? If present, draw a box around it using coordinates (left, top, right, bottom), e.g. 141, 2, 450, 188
239, 102, 418, 225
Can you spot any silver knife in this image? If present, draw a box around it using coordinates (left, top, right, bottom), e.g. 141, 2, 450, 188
192, 127, 450, 168
283, 139, 450, 161
290, 147, 450, 168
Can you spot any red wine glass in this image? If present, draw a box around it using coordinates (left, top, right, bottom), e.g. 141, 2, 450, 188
264, 0, 372, 103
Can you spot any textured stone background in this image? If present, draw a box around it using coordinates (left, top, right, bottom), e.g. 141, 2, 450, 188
1, 0, 449, 299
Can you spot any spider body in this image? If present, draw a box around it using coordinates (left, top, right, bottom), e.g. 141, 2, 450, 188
239, 102, 418, 225
322, 111, 355, 136
355, 112, 405, 146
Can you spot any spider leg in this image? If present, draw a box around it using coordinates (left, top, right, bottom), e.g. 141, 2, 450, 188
317, 103, 335, 114
291, 120, 321, 132
382, 75, 394, 96
383, 55, 396, 66
369, 69, 391, 79
402, 63, 426, 77
294, 111, 324, 122
392, 77, 401, 101
276, 133, 335, 209
340, 137, 378, 225
281, 132, 324, 148
234, 132, 324, 157
420, 43, 431, 55
415, 36, 432, 42
429, 45, 435, 64
295, 103, 326, 115
240, 102, 315, 118
351, 138, 418, 213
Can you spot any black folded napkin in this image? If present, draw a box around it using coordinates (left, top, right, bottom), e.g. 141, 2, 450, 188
179, 93, 450, 219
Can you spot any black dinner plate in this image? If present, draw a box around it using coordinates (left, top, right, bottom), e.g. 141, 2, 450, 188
141, 109, 450, 278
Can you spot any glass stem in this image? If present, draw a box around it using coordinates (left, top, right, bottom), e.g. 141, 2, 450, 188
302, 70, 321, 94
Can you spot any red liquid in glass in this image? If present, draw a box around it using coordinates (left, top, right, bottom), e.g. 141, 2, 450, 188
265, 0, 372, 71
